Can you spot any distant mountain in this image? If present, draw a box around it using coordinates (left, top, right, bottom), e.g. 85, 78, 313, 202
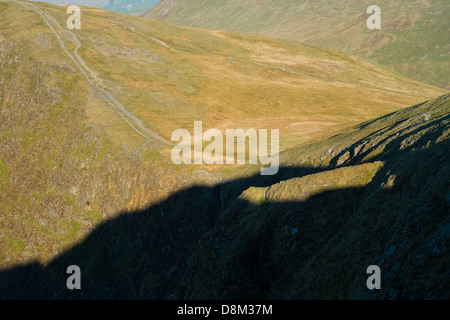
103, 0, 160, 14
146, 0, 450, 90
30, 0, 159, 14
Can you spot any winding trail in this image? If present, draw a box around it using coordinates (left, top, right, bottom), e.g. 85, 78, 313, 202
99, 16, 181, 53
14, 0, 173, 147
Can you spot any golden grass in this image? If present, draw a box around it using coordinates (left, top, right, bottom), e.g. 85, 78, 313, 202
23, 1, 446, 153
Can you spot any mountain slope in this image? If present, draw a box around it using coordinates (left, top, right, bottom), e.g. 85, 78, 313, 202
0, 0, 198, 267
0, 0, 448, 298
184, 94, 450, 300
1, 93, 448, 299
146, 0, 450, 89
12, 1, 448, 148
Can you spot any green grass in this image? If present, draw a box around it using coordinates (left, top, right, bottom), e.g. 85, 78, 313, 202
146, 0, 450, 89
0, 155, 10, 193
4, 238, 26, 257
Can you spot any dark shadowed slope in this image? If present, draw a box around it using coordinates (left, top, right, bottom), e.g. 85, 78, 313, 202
1, 94, 448, 299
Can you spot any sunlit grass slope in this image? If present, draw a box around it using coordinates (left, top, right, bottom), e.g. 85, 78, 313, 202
147, 0, 450, 89
25, 1, 446, 152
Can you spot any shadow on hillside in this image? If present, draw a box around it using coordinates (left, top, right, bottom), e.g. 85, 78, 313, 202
329, 113, 450, 168
0, 134, 448, 300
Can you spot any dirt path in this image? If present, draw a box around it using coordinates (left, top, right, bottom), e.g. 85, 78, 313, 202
99, 16, 181, 52
14, 0, 173, 147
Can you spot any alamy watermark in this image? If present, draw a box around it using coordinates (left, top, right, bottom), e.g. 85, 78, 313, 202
366, 265, 381, 290
171, 122, 279, 176
66, 265, 81, 290
367, 5, 381, 30
66, 5, 81, 30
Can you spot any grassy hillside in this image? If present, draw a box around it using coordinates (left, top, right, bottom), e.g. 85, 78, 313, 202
1, 93, 448, 299
183, 95, 450, 300
0, 0, 198, 267
0, 0, 448, 295
146, 0, 450, 89
12, 0, 447, 151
